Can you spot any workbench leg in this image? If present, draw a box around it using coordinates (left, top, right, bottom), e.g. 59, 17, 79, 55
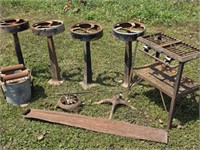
167, 62, 184, 129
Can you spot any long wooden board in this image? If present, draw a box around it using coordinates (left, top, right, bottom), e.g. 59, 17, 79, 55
22, 109, 168, 143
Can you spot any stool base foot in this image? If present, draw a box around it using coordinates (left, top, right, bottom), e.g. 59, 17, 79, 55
48, 78, 64, 85
79, 81, 97, 89
121, 81, 129, 88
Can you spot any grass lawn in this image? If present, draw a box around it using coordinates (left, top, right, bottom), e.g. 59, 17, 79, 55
0, 0, 199, 149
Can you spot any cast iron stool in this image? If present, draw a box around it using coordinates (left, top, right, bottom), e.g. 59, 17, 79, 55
0, 18, 30, 65
112, 21, 145, 87
94, 21, 145, 118
70, 22, 103, 89
32, 20, 65, 85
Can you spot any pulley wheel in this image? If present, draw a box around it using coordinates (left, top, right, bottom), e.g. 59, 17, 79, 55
113, 21, 145, 41
70, 22, 103, 41
32, 20, 65, 37
0, 18, 29, 33
56, 95, 82, 111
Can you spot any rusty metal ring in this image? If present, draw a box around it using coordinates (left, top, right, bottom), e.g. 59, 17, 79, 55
32, 20, 65, 37
70, 22, 103, 41
0, 18, 29, 33
55, 95, 81, 111
113, 21, 145, 41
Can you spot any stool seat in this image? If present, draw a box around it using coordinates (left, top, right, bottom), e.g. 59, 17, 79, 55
32, 20, 65, 37
70, 22, 103, 42
112, 21, 145, 41
0, 18, 29, 34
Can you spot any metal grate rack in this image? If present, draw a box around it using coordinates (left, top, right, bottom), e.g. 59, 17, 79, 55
137, 32, 200, 62
131, 32, 200, 129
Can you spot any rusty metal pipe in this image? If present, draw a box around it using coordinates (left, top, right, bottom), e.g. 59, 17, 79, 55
0, 64, 24, 74
2, 70, 29, 81
84, 41, 92, 84
47, 36, 61, 81
123, 41, 132, 87
12, 33, 25, 65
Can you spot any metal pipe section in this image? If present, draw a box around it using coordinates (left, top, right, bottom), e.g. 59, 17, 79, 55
84, 41, 92, 84
12, 33, 25, 65
47, 36, 61, 82
123, 41, 132, 87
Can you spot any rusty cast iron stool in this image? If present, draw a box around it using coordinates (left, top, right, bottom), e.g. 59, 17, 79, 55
70, 22, 103, 89
0, 18, 30, 65
112, 21, 145, 87
32, 20, 65, 85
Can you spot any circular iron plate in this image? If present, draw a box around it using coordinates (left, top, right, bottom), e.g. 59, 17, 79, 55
0, 18, 29, 33
70, 22, 103, 41
112, 21, 145, 41
32, 20, 65, 37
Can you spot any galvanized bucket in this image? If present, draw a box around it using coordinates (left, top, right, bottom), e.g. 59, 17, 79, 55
0, 64, 32, 105
1, 77, 31, 105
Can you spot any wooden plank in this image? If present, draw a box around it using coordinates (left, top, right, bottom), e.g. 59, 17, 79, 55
22, 109, 168, 144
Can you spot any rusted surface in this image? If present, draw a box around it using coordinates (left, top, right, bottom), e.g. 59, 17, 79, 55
70, 22, 103, 88
122, 41, 133, 87
112, 21, 145, 42
132, 32, 200, 129
137, 33, 200, 62
1, 70, 29, 81
22, 109, 168, 143
83, 41, 93, 84
32, 20, 65, 37
47, 36, 62, 84
31, 20, 64, 85
55, 95, 81, 111
0, 64, 25, 74
133, 62, 200, 97
0, 18, 29, 33
94, 94, 136, 119
112, 21, 145, 87
0, 18, 29, 65
70, 22, 103, 41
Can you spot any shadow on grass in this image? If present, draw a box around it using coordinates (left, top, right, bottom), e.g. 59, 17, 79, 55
62, 67, 82, 82
31, 65, 50, 79
142, 89, 199, 126
30, 85, 47, 102
96, 71, 123, 87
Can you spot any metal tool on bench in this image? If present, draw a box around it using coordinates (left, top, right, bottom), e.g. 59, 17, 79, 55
131, 32, 200, 129
70, 22, 103, 89
0, 64, 32, 105
112, 21, 145, 87
0, 18, 30, 65
32, 20, 65, 85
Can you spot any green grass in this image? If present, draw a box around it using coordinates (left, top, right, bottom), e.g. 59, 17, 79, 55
0, 0, 200, 149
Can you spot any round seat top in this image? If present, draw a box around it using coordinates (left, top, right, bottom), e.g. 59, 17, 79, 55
0, 18, 29, 34
32, 20, 65, 37
112, 21, 145, 41
70, 22, 103, 42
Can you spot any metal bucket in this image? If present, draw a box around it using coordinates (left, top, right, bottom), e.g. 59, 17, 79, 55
1, 77, 31, 105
